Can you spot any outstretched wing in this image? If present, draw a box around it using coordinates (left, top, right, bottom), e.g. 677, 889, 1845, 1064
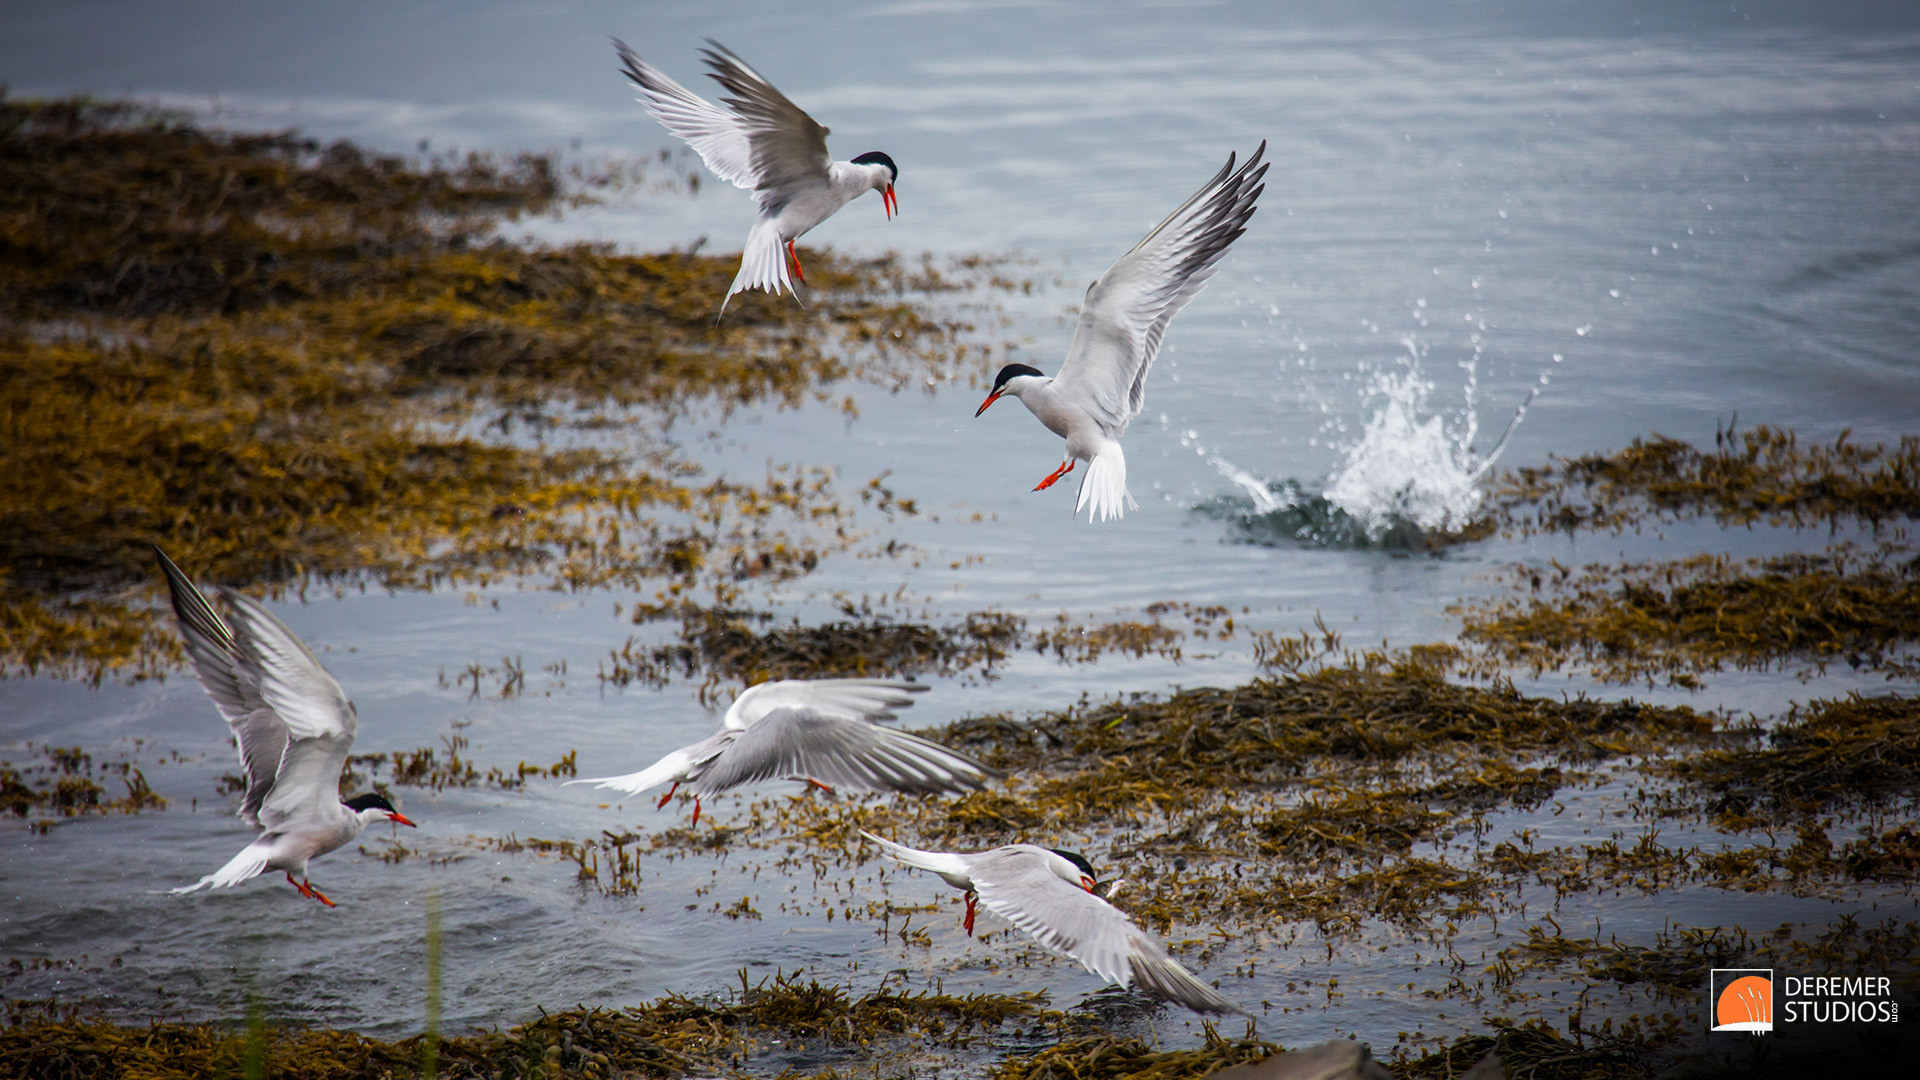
614, 37, 758, 190
970, 847, 1247, 1016
722, 678, 927, 730
154, 547, 287, 830
1051, 142, 1268, 439
699, 41, 833, 214
212, 587, 358, 832
693, 707, 1000, 796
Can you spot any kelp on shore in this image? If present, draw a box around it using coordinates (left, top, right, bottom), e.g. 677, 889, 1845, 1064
0, 96, 1020, 682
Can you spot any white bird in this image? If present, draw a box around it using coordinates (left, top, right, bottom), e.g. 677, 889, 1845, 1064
155, 546, 414, 907
569, 679, 1000, 824
863, 832, 1248, 1016
974, 142, 1268, 522
613, 38, 899, 311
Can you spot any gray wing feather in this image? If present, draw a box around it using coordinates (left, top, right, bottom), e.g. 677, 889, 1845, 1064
614, 38, 759, 190
699, 41, 832, 215
1053, 142, 1268, 438
692, 707, 1000, 796
256, 733, 353, 832
155, 547, 290, 829
971, 848, 1247, 1016
212, 587, 356, 744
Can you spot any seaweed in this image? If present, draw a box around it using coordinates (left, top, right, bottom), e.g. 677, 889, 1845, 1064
0, 744, 166, 828
0, 974, 1052, 1079
1667, 692, 1920, 820
0, 96, 1022, 681
1490, 424, 1920, 536
1456, 546, 1920, 686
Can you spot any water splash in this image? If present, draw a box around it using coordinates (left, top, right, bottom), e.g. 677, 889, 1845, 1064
1200, 338, 1543, 549
1322, 366, 1485, 537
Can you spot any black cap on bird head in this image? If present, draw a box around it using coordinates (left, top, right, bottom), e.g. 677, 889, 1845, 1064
344, 791, 416, 827
850, 150, 898, 183
990, 363, 1044, 392
976, 363, 1045, 417
1049, 849, 1096, 878
344, 792, 399, 814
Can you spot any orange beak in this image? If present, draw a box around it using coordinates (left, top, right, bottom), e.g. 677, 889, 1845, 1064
975, 388, 1004, 417
1080, 875, 1096, 894
882, 184, 897, 219
389, 813, 417, 828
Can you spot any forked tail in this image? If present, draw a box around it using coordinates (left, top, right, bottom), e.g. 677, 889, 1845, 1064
860, 831, 971, 879
721, 219, 796, 314
1074, 445, 1138, 523
171, 840, 272, 894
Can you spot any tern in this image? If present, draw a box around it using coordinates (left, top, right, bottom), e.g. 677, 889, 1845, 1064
614, 38, 899, 311
975, 142, 1268, 522
863, 832, 1248, 1016
569, 679, 1001, 824
155, 546, 414, 907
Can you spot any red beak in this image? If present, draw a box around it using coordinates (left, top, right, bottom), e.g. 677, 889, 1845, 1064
975, 388, 1004, 417
389, 813, 417, 828
883, 185, 897, 219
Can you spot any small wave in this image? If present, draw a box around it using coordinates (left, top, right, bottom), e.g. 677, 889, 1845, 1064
1199, 352, 1541, 550
1194, 472, 1438, 550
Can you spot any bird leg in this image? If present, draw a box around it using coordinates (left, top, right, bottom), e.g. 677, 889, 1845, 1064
286, 873, 335, 907
690, 796, 702, 828
1032, 459, 1075, 491
786, 240, 805, 283
656, 780, 680, 810
962, 890, 978, 937
801, 777, 837, 797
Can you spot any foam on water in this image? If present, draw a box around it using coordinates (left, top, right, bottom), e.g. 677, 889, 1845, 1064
1201, 337, 1543, 548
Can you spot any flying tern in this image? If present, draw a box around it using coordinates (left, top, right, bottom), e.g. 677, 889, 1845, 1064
155, 546, 414, 907
614, 38, 899, 311
975, 142, 1268, 522
570, 679, 1000, 824
863, 832, 1248, 1016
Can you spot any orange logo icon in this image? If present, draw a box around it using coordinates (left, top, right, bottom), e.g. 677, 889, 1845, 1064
1711, 970, 1774, 1032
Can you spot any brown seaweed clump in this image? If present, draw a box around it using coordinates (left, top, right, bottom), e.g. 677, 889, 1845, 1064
1, 745, 166, 830
1667, 692, 1920, 822
0, 96, 1020, 682
1455, 545, 1920, 686
0, 976, 1050, 1080
1489, 424, 1920, 536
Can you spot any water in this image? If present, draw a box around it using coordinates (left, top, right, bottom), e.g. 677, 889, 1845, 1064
4, 0, 1919, 1057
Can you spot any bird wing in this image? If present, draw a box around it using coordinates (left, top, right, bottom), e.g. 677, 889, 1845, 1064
154, 547, 289, 830
722, 678, 927, 730
614, 38, 758, 190
970, 847, 1247, 1016
692, 707, 1001, 796
1050, 142, 1268, 439
568, 730, 735, 796
210, 587, 359, 831
698, 41, 833, 215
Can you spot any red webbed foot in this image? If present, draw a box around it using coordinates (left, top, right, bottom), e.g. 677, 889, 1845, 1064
1033, 460, 1075, 491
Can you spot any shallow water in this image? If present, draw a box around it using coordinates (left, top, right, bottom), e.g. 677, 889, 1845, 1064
4, 0, 1920, 1059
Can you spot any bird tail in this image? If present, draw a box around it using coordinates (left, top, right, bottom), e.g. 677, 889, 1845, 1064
860, 831, 971, 878
172, 841, 272, 894
566, 749, 693, 796
1075, 444, 1138, 523
721, 219, 796, 313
